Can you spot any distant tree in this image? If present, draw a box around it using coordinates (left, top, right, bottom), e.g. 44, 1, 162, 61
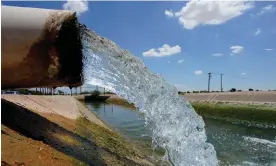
14, 89, 43, 95
178, 91, 185, 95
230, 88, 236, 92
80, 91, 91, 95
105, 91, 115, 94
255, 89, 259, 91
249, 88, 254, 91
16, 89, 29, 95
237, 90, 242, 92
187, 91, 190, 93
91, 90, 101, 97
58, 90, 64, 95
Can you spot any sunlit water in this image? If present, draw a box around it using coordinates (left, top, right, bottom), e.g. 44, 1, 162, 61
85, 101, 276, 166
81, 27, 218, 165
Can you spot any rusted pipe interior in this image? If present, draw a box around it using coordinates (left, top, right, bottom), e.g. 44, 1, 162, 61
1, 6, 84, 89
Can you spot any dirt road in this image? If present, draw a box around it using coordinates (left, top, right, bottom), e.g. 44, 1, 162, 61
183, 91, 276, 104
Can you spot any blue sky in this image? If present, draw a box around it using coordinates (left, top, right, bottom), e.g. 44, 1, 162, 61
3, 1, 276, 91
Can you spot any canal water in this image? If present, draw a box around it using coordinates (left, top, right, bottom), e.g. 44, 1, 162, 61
85, 101, 276, 166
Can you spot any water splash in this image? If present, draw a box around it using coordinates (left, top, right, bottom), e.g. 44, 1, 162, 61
80, 26, 218, 166
243, 136, 276, 148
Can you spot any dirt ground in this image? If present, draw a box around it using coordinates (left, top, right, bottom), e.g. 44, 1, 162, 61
2, 123, 78, 166
183, 91, 276, 105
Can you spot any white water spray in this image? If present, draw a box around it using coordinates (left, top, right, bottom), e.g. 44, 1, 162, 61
80, 26, 218, 166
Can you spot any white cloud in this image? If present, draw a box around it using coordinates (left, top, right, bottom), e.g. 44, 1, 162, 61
165, 10, 174, 17
173, 0, 254, 30
251, 5, 275, 17
177, 59, 184, 64
143, 44, 181, 57
241, 72, 246, 75
212, 53, 224, 57
265, 48, 274, 51
63, 0, 88, 15
257, 5, 275, 16
263, 5, 275, 12
230, 45, 244, 55
263, 4, 275, 11
195, 70, 203, 75
254, 28, 261, 36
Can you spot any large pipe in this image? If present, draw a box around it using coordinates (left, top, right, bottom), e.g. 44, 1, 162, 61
1, 6, 84, 89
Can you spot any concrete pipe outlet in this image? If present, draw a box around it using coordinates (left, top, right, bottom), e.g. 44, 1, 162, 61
2, 6, 84, 89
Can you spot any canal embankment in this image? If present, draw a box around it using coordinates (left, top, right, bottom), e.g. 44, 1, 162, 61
1, 95, 154, 166
78, 92, 276, 126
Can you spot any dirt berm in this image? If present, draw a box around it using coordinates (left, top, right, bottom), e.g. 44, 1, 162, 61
1, 95, 154, 166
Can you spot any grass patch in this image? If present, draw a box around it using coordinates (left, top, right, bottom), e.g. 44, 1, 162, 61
106, 98, 136, 110
76, 117, 138, 157
192, 102, 276, 124
72, 158, 89, 166
74, 117, 154, 166
53, 133, 81, 146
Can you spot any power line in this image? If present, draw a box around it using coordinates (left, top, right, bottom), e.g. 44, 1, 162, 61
211, 72, 249, 80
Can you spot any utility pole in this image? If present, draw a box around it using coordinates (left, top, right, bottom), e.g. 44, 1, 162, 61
220, 74, 224, 92
208, 73, 212, 92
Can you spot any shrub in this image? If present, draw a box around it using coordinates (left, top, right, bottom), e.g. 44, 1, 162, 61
230, 88, 236, 92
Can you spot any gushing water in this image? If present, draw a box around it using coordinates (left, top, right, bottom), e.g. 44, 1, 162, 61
80, 26, 218, 166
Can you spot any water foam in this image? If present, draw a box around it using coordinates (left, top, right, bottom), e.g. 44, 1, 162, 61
80, 27, 218, 166
243, 136, 276, 148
